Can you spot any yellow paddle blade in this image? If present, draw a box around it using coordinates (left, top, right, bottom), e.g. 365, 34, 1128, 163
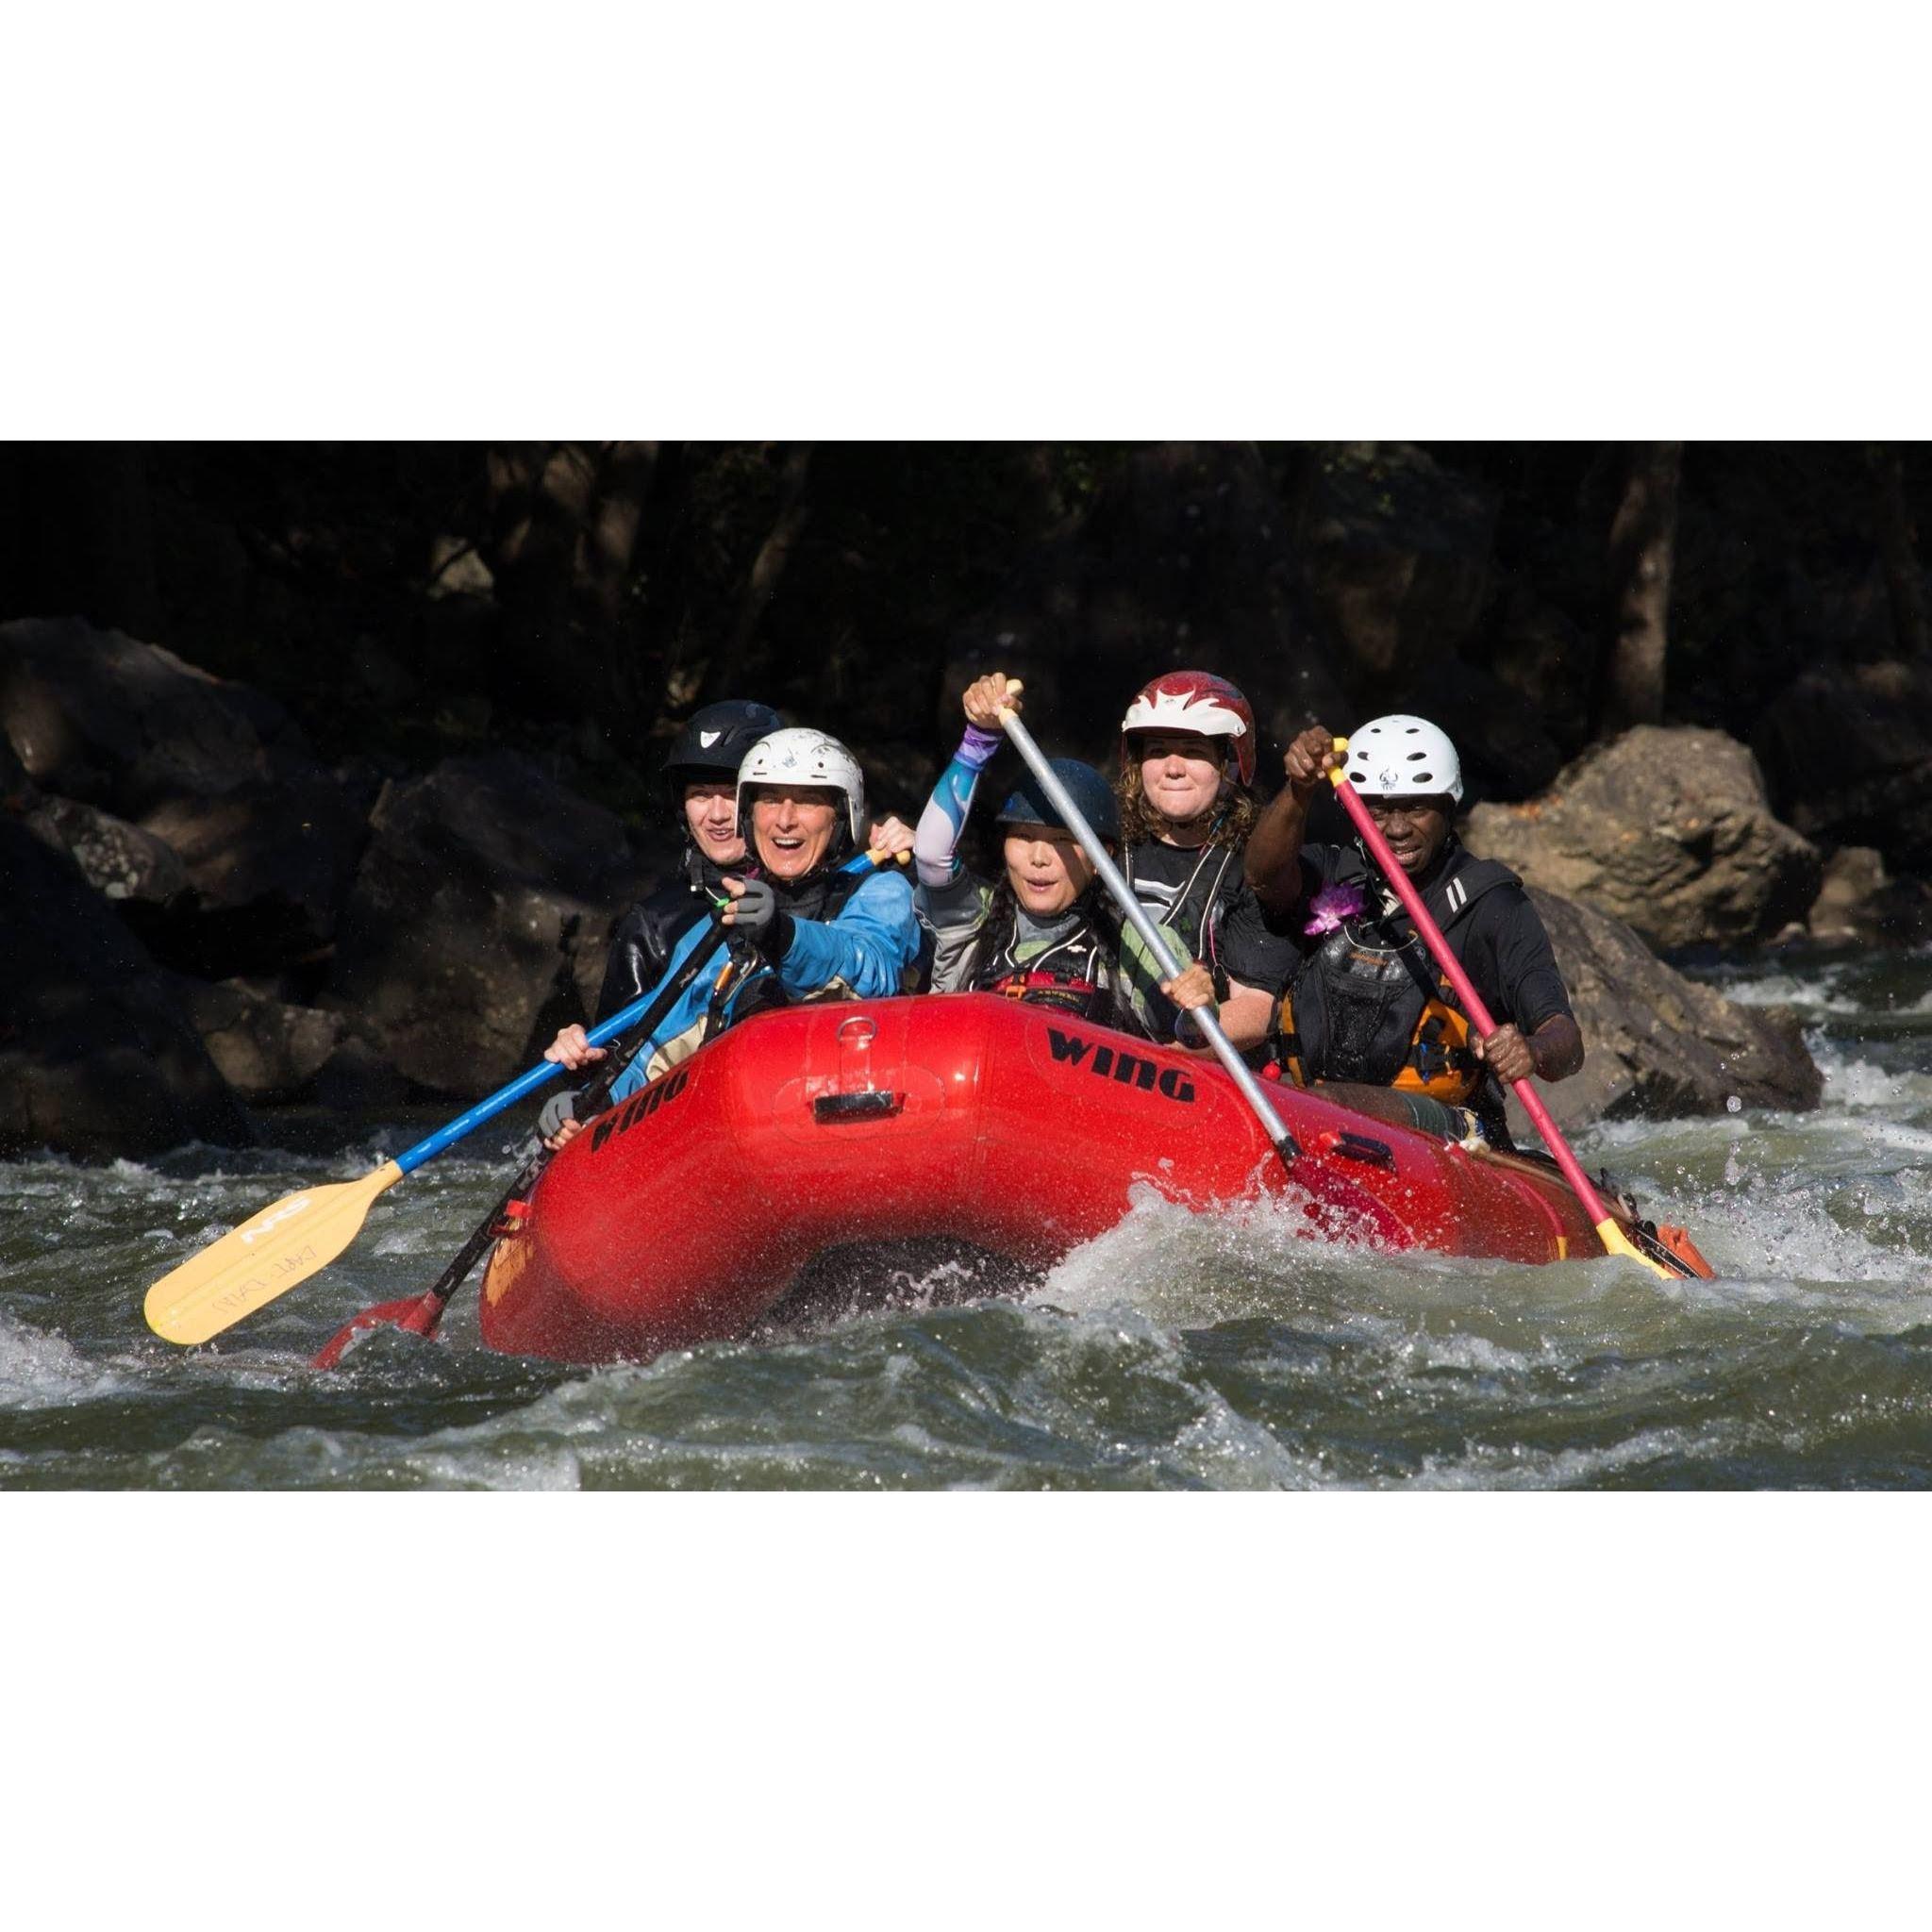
1594, 1216, 1679, 1281
144, 1160, 406, 1345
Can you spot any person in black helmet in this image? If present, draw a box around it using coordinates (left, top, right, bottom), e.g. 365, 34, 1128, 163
590, 699, 784, 1023
912, 674, 1214, 1036
540, 702, 915, 1147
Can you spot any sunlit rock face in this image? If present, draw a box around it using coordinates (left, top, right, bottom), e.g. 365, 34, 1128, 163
1464, 725, 1822, 953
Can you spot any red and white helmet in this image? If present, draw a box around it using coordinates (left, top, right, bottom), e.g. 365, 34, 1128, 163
1120, 672, 1256, 786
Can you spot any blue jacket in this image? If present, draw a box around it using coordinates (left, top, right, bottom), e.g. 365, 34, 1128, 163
607, 867, 919, 1101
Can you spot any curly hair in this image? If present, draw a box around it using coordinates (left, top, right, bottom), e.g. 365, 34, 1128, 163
1116, 762, 1258, 849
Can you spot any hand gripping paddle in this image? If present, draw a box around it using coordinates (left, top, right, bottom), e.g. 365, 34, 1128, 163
1325, 738, 1703, 1279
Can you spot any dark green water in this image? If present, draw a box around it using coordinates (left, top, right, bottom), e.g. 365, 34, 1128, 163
7, 948, 1932, 1489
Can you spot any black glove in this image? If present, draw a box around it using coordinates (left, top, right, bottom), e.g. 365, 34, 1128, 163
728, 878, 794, 959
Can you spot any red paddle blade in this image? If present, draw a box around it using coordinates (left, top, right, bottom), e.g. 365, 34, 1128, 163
311, 1293, 443, 1371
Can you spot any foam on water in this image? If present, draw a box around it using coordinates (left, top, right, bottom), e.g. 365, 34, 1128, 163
1715, 969, 1867, 1015
8, 948, 1932, 1487
0, 1311, 126, 1407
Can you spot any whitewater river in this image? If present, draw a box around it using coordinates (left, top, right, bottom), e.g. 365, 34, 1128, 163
6, 946, 1931, 1490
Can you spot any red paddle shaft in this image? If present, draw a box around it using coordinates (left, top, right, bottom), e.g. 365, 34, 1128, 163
1326, 766, 1622, 1234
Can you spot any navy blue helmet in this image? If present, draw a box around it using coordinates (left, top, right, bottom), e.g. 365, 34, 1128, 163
995, 758, 1120, 843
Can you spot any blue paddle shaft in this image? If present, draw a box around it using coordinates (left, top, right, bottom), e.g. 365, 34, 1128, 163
390, 848, 891, 1176
393, 988, 678, 1174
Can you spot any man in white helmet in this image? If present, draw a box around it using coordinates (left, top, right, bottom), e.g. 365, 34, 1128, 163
1241, 716, 1583, 1146
543, 726, 919, 1130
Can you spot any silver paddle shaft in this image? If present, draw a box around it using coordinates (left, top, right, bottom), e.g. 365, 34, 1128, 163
999, 708, 1296, 1158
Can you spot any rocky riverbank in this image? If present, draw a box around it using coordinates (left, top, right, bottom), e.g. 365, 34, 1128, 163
1, 618, 1856, 1159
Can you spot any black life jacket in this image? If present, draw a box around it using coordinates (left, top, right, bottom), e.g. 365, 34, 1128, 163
595, 847, 741, 1024
1119, 836, 1245, 1037
961, 891, 1140, 1033
1274, 848, 1521, 1115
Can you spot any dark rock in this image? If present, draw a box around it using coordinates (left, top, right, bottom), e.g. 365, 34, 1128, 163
24, 793, 191, 906
0, 615, 305, 809
0, 821, 252, 1158
1806, 844, 1932, 947
310, 1037, 413, 1113
1752, 659, 1932, 872
570, 829, 686, 1021
0, 727, 32, 806
180, 979, 344, 1102
1463, 725, 1822, 950
1504, 888, 1824, 1138
0, 618, 368, 970
1807, 845, 1886, 943
136, 774, 366, 972
328, 752, 649, 1097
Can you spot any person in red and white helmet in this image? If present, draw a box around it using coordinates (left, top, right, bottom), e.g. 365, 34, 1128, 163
1113, 670, 1299, 1056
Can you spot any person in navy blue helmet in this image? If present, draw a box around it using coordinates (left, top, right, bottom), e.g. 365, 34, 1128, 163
912, 673, 1215, 1037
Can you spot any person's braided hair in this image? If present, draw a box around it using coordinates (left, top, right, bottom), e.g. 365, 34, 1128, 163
978, 871, 1126, 969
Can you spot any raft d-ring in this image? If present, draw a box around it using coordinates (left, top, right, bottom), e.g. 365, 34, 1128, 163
837, 1015, 878, 1094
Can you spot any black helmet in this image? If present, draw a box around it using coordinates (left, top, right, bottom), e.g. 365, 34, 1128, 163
995, 758, 1121, 843
663, 700, 784, 807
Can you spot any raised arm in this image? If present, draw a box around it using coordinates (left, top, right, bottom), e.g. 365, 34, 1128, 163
1245, 724, 1340, 915
915, 674, 1019, 890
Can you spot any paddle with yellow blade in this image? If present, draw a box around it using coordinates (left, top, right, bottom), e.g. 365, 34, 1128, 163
145, 915, 739, 1346
1324, 736, 1707, 1280
147, 843, 915, 1353
307, 910, 736, 1367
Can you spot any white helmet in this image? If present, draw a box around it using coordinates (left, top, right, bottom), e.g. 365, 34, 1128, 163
1342, 715, 1463, 805
736, 727, 868, 844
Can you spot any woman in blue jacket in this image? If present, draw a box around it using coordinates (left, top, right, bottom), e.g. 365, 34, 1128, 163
542, 727, 918, 1142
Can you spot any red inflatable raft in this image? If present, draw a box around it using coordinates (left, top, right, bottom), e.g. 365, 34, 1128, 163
478, 993, 1629, 1364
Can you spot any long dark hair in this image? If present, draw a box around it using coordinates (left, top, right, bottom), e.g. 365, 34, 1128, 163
980, 872, 1125, 959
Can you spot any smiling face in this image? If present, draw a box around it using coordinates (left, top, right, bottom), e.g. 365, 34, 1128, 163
1002, 825, 1099, 919
682, 779, 745, 866
749, 785, 843, 879
1361, 795, 1454, 875
1134, 730, 1226, 834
